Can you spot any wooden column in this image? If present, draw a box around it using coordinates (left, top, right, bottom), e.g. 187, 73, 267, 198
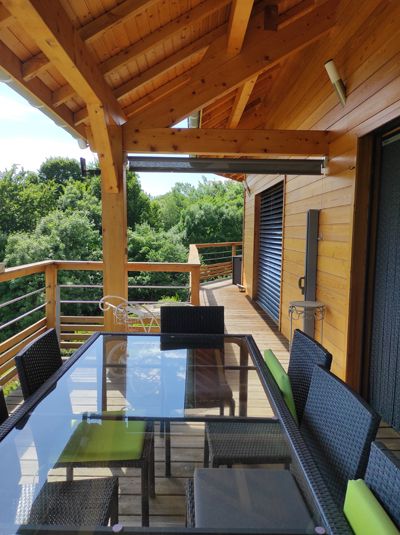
45, 263, 57, 329
100, 138, 128, 331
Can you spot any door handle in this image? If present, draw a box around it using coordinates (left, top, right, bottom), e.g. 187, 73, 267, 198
298, 276, 305, 295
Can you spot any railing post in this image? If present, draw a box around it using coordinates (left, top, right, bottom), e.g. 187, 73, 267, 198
232, 244, 237, 256
190, 265, 201, 305
45, 263, 57, 330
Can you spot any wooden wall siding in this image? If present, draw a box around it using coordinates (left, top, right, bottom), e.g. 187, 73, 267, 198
242, 0, 400, 380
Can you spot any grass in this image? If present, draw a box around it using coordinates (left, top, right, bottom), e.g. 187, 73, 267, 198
3, 379, 20, 398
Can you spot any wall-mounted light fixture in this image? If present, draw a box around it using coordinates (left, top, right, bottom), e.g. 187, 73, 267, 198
324, 59, 346, 107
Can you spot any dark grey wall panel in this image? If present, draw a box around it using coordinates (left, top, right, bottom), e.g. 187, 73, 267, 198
369, 133, 400, 431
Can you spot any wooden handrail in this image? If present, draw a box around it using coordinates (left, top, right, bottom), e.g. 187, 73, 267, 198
194, 241, 242, 249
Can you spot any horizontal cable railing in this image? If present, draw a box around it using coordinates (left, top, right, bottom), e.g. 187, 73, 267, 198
0, 241, 241, 386
194, 242, 242, 281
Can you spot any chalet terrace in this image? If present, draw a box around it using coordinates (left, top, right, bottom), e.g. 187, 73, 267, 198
0, 0, 400, 533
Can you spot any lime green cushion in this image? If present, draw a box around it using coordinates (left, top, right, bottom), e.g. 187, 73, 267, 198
59, 416, 146, 463
344, 479, 399, 535
263, 349, 298, 424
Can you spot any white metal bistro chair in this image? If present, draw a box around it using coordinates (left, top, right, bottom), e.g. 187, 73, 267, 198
99, 295, 161, 332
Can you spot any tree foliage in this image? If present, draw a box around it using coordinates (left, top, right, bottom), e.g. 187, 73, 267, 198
0, 159, 243, 341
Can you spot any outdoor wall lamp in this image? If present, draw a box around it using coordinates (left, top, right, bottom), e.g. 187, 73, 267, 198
324, 59, 346, 107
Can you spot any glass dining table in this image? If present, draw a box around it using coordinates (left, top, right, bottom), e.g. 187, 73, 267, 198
0, 332, 350, 534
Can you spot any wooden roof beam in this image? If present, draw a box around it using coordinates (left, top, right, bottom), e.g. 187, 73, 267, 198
125, 0, 337, 128
3, 0, 125, 126
14, 0, 160, 81
227, 76, 258, 128
0, 4, 12, 27
226, 0, 254, 57
0, 39, 85, 139
123, 127, 330, 156
100, 0, 231, 76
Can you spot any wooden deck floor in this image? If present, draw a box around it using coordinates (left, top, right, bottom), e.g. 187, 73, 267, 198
3, 279, 399, 528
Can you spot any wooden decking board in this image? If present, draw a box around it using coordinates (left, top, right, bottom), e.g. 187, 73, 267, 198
3, 280, 400, 524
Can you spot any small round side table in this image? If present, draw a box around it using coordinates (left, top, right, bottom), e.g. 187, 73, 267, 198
288, 300, 326, 347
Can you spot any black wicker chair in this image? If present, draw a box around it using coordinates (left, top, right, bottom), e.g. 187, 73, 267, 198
204, 329, 332, 468
364, 441, 400, 527
160, 305, 235, 476
186, 366, 379, 531
0, 389, 119, 529
14, 329, 154, 527
15, 329, 63, 400
300, 366, 380, 507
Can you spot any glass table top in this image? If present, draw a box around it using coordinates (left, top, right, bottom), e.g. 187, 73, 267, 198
0, 333, 343, 534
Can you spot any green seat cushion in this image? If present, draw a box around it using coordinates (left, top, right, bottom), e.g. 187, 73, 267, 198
263, 349, 298, 424
59, 416, 146, 463
344, 479, 399, 535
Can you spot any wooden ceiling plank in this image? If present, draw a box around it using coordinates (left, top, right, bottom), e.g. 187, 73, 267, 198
123, 127, 329, 156
226, 0, 254, 57
114, 24, 226, 100
227, 76, 258, 128
22, 52, 49, 82
3, 0, 126, 126
126, 0, 337, 128
0, 39, 85, 138
100, 0, 231, 76
79, 0, 160, 43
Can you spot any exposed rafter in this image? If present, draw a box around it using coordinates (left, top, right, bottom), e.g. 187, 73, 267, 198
122, 127, 330, 156
0, 4, 12, 27
227, 76, 258, 128
265, 0, 316, 31
0, 39, 85, 139
3, 0, 126, 126
226, 0, 254, 57
22, 52, 49, 82
125, 0, 336, 128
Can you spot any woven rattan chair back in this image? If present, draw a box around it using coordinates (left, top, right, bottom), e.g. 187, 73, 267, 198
15, 329, 63, 400
300, 366, 380, 506
288, 329, 332, 423
160, 305, 224, 335
365, 441, 400, 526
0, 388, 8, 425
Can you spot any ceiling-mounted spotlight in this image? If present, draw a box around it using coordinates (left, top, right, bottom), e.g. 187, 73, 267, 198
77, 137, 88, 150
324, 59, 346, 107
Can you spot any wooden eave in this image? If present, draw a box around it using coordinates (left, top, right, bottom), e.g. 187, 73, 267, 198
0, 0, 336, 182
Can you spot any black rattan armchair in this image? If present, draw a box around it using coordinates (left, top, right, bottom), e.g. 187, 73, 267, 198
14, 329, 154, 526
364, 442, 400, 527
186, 366, 378, 532
204, 329, 332, 468
160, 305, 235, 476
15, 329, 62, 400
300, 366, 380, 506
0, 389, 119, 529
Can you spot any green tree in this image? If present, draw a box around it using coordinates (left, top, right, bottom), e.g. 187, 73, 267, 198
38, 157, 82, 184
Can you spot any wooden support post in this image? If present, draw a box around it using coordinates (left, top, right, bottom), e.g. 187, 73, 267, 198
45, 263, 57, 329
232, 244, 237, 256
101, 154, 128, 331
190, 266, 201, 306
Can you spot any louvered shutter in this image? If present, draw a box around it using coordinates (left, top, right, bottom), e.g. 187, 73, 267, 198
257, 182, 284, 323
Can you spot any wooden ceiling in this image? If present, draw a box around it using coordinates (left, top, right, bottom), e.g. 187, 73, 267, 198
0, 0, 336, 183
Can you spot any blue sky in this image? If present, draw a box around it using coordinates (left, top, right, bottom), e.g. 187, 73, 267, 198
0, 83, 224, 196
